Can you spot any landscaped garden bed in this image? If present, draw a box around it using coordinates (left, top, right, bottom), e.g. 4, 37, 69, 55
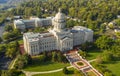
76, 62, 84, 66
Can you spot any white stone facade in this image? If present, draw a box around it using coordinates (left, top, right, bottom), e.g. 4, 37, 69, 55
14, 17, 53, 31
23, 9, 93, 55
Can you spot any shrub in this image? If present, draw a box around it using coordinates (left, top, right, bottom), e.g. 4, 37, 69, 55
63, 67, 69, 74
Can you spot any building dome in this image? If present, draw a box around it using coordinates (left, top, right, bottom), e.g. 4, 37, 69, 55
55, 8, 66, 21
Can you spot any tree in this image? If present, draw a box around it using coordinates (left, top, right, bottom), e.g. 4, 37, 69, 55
52, 52, 57, 62
78, 50, 87, 58
0, 37, 2, 43
102, 51, 114, 62
14, 41, 19, 49
0, 70, 1, 76
5, 48, 16, 58
39, 55, 46, 62
5, 42, 19, 58
4, 25, 13, 32
69, 7, 76, 17
1, 70, 24, 76
0, 44, 6, 54
3, 32, 12, 40
63, 67, 68, 74
13, 29, 21, 36
95, 36, 114, 50
14, 54, 31, 69
57, 52, 62, 62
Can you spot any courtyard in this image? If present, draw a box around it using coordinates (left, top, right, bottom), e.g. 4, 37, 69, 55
65, 50, 102, 76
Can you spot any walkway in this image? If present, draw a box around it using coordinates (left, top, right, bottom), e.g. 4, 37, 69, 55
88, 59, 96, 63
23, 66, 73, 76
65, 51, 103, 76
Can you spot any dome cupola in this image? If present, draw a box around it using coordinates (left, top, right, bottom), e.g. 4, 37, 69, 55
54, 8, 66, 23
53, 8, 66, 32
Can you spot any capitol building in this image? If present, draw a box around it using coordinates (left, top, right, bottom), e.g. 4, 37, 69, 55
23, 9, 93, 55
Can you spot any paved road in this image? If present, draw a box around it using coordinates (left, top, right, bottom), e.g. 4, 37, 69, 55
0, 24, 5, 37
0, 53, 12, 70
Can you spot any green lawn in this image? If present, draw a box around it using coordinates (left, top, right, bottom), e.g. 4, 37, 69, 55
91, 61, 120, 76
86, 71, 96, 76
103, 61, 120, 76
33, 68, 79, 76
86, 49, 102, 60
24, 61, 70, 72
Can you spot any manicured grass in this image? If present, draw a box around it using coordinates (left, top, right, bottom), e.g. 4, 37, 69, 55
33, 68, 78, 76
86, 71, 96, 76
103, 61, 120, 76
86, 49, 102, 60
24, 61, 70, 72
91, 61, 120, 76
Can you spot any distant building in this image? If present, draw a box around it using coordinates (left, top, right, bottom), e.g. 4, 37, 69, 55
14, 17, 53, 31
114, 28, 120, 33
14, 16, 22, 20
23, 9, 93, 56
117, 15, 120, 18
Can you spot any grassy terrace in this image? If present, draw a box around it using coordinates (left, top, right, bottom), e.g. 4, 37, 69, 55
86, 49, 102, 60
24, 61, 70, 72
86, 71, 96, 76
33, 68, 79, 76
91, 61, 120, 76
103, 61, 120, 76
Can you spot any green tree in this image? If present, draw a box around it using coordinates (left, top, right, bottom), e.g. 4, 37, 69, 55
102, 51, 114, 62
5, 48, 16, 58
14, 54, 31, 69
63, 67, 68, 74
57, 52, 62, 62
39, 55, 46, 62
1, 70, 24, 76
0, 70, 1, 76
0, 37, 2, 43
4, 25, 13, 32
52, 52, 57, 62
3, 32, 12, 40
0, 44, 6, 54
78, 50, 87, 58
95, 36, 114, 50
